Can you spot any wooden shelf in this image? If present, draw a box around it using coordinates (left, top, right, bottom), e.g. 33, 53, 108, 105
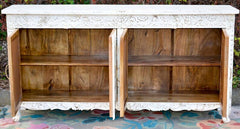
128, 56, 220, 66
21, 55, 108, 66
22, 90, 109, 102
128, 90, 219, 102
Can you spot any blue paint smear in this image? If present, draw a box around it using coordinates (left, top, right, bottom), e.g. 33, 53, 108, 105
180, 112, 199, 119
121, 120, 142, 129
82, 113, 114, 124
98, 117, 107, 122
49, 109, 67, 116
69, 111, 82, 116
101, 113, 110, 117
208, 110, 222, 119
143, 120, 158, 128
0, 108, 8, 119
163, 111, 171, 120
22, 114, 44, 119
82, 117, 98, 124
162, 111, 174, 129
179, 112, 199, 127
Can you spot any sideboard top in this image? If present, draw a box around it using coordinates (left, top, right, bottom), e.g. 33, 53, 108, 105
2, 5, 239, 15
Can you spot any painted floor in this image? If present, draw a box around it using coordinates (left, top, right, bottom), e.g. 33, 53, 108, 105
1, 106, 240, 129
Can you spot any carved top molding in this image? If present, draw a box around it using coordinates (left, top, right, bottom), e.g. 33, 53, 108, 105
2, 5, 239, 15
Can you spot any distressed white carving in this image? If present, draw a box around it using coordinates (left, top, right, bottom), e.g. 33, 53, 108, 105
121, 102, 221, 111
21, 102, 109, 110
6, 15, 235, 35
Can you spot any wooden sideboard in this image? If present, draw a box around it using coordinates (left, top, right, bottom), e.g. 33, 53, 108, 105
2, 5, 239, 122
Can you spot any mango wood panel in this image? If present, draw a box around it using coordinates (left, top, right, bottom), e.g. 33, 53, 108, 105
71, 66, 109, 91
174, 29, 221, 56
8, 29, 21, 117
221, 29, 229, 118
127, 29, 172, 92
21, 55, 108, 66
128, 56, 220, 66
128, 66, 170, 91
128, 29, 172, 56
22, 90, 109, 102
128, 90, 219, 102
20, 29, 68, 55
173, 29, 221, 91
172, 67, 220, 91
69, 29, 112, 56
21, 66, 69, 90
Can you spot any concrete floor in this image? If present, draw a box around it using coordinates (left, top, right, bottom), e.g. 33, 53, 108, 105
0, 90, 9, 107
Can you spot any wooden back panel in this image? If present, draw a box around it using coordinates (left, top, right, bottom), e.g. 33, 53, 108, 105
69, 29, 112, 56
20, 29, 69, 55
173, 29, 221, 56
21, 66, 69, 90
128, 29, 172, 56
20, 29, 112, 91
127, 29, 172, 91
8, 29, 22, 117
127, 29, 221, 92
71, 66, 109, 91
172, 29, 221, 91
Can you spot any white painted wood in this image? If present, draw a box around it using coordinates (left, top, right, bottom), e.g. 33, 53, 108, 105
116, 102, 221, 111
21, 102, 109, 110
3, 5, 238, 122
12, 110, 21, 122
2, 5, 239, 15
111, 29, 117, 120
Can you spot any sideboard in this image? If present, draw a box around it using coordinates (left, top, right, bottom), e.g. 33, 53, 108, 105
2, 5, 239, 122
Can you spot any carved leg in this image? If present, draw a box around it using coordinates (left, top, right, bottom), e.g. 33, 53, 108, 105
13, 110, 21, 122
222, 117, 230, 123
218, 107, 230, 123
222, 105, 230, 123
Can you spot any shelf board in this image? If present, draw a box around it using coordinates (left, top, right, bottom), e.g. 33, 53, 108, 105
128, 90, 219, 102
128, 56, 220, 66
21, 55, 108, 66
22, 90, 109, 102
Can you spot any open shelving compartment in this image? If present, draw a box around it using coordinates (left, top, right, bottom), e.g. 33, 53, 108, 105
8, 28, 116, 117
120, 28, 229, 117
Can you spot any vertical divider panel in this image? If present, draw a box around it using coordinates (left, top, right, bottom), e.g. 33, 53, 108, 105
120, 29, 128, 117
221, 29, 229, 119
8, 29, 22, 117
109, 29, 117, 119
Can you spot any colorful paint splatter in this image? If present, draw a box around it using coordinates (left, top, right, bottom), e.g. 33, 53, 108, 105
1, 106, 240, 129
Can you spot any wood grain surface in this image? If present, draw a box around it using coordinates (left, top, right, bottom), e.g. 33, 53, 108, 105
20, 29, 111, 93
8, 29, 22, 117
172, 29, 221, 91
120, 29, 128, 117
22, 90, 109, 102
221, 29, 229, 118
128, 90, 219, 102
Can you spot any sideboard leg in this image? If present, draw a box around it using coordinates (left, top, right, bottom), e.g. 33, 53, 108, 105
222, 117, 230, 123
13, 110, 21, 122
